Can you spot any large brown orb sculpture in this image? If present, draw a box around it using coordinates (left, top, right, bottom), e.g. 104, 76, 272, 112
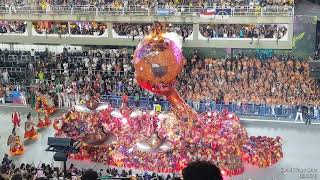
133, 33, 184, 95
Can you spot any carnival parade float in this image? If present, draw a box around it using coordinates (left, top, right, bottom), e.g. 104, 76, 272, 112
54, 23, 283, 176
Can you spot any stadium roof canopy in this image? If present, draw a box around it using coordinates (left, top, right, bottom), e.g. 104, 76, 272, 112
295, 0, 320, 18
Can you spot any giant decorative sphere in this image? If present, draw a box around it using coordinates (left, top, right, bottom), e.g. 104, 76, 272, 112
133, 35, 184, 95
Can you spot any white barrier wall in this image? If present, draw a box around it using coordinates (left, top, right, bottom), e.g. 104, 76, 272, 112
31, 27, 109, 38
0, 21, 293, 49
0, 44, 82, 53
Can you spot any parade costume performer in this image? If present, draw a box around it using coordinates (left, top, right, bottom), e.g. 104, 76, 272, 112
35, 94, 56, 115
37, 112, 51, 129
35, 94, 55, 128
8, 127, 24, 155
11, 110, 21, 127
24, 113, 38, 139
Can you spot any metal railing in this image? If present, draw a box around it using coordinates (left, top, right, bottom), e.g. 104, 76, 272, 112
0, 77, 15, 85
3, 92, 319, 121
0, 67, 26, 72
0, 5, 294, 16
100, 95, 319, 121
0, 55, 32, 69
48, 69, 134, 77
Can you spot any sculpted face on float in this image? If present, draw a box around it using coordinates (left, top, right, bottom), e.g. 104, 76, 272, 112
133, 32, 184, 95
133, 25, 197, 122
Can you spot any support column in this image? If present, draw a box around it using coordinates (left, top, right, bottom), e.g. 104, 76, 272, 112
192, 23, 199, 41
9, 44, 14, 51
27, 21, 33, 36
287, 21, 294, 48
68, 22, 71, 35
107, 22, 113, 39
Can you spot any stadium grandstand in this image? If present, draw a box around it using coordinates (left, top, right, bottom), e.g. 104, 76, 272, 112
0, 0, 320, 180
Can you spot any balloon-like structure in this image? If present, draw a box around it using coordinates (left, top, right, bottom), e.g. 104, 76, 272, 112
56, 23, 283, 176
134, 23, 197, 124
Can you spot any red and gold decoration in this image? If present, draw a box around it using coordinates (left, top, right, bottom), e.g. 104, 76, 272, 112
56, 23, 283, 177
37, 113, 51, 129
35, 94, 55, 129
8, 134, 24, 156
53, 119, 64, 136
85, 97, 99, 110
57, 106, 283, 176
136, 133, 173, 152
24, 115, 38, 140
35, 94, 56, 115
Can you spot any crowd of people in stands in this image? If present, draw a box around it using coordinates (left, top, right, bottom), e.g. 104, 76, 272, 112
33, 22, 69, 35
2, 20, 289, 42
217, 0, 292, 7
70, 22, 107, 36
166, 24, 193, 40
199, 24, 288, 39
178, 51, 319, 109
0, 154, 223, 180
4, 21, 191, 39
113, 23, 192, 40
0, 21, 26, 34
0, 0, 293, 8
33, 21, 107, 36
0, 48, 319, 117
113, 23, 151, 38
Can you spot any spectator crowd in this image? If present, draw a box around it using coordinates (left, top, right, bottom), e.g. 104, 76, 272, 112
0, 21, 26, 34
178, 51, 319, 111
33, 21, 68, 35
4, 21, 192, 40
2, 21, 289, 43
0, 154, 223, 180
113, 23, 193, 41
33, 21, 107, 36
0, 0, 294, 19
0, 154, 172, 180
0, 0, 294, 8
200, 24, 288, 39
70, 22, 106, 36
0, 48, 319, 118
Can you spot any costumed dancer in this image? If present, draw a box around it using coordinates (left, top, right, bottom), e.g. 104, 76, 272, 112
36, 97, 51, 129
24, 113, 38, 139
8, 127, 24, 155
46, 95, 56, 114
11, 109, 21, 127
37, 112, 51, 129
